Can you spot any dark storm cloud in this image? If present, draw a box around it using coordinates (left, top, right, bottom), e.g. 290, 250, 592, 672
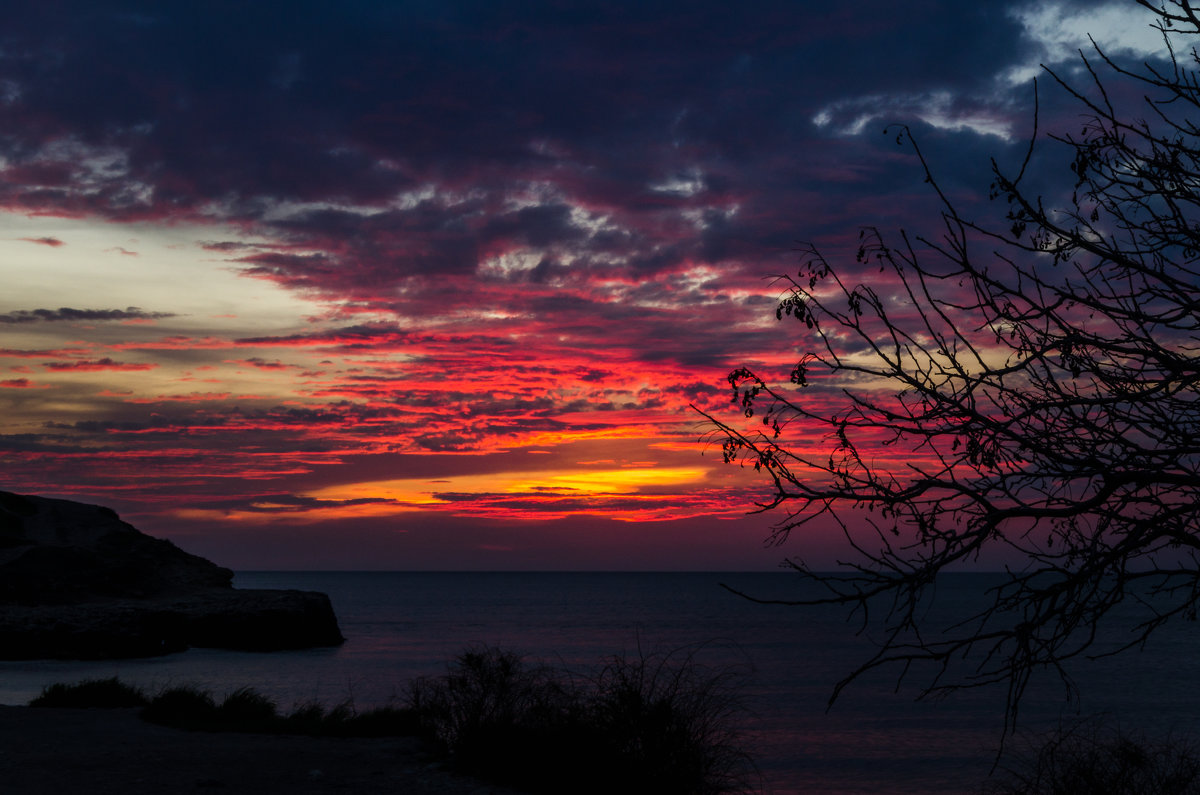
0, 2, 1032, 276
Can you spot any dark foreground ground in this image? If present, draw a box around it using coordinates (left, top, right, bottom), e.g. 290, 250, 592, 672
0, 705, 525, 794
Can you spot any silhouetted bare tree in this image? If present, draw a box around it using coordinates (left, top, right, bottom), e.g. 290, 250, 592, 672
699, 0, 1200, 725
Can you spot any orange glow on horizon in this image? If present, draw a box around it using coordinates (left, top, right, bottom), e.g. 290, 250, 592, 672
303, 465, 709, 504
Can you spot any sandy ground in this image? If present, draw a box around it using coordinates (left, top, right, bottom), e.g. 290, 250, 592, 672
0, 705, 526, 794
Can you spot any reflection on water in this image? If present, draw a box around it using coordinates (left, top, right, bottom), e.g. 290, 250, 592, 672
1, 571, 1196, 794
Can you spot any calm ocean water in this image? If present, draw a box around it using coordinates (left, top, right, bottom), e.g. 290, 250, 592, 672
2, 571, 1198, 794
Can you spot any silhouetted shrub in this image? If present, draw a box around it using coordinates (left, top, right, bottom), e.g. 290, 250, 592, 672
279, 700, 334, 735
217, 686, 277, 729
308, 700, 355, 732
141, 684, 218, 729
406, 644, 756, 795
585, 647, 754, 795
29, 677, 148, 709
987, 719, 1200, 795
407, 646, 570, 752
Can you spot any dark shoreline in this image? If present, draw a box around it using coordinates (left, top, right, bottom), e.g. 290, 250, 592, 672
0, 705, 523, 795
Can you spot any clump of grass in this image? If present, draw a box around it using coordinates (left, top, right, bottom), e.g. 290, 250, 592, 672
216, 687, 278, 729
29, 677, 148, 709
141, 684, 218, 729
987, 718, 1200, 795
279, 699, 338, 735
406, 644, 756, 795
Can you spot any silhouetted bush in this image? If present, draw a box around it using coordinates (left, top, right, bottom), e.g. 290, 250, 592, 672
407, 644, 756, 795
141, 684, 218, 729
987, 719, 1200, 795
585, 647, 754, 795
279, 699, 339, 735
29, 677, 148, 708
407, 647, 567, 748
217, 686, 277, 729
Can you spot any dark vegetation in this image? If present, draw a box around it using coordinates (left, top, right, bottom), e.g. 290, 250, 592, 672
28, 645, 756, 795
30, 676, 148, 709
29, 658, 1200, 793
29, 675, 418, 737
699, 0, 1200, 725
407, 645, 754, 795
987, 718, 1200, 795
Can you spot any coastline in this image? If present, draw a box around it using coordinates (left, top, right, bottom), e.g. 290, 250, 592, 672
0, 705, 523, 795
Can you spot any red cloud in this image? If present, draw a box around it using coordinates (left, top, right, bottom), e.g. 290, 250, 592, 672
18, 236, 64, 247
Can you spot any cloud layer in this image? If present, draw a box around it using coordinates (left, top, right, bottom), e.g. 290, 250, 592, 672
0, 1, 1168, 567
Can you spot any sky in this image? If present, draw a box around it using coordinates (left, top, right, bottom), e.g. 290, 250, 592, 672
0, 1, 1174, 570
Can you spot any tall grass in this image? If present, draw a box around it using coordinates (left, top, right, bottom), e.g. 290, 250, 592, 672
29, 677, 148, 708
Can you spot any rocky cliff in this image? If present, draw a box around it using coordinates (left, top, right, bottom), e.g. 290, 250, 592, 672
0, 491, 344, 659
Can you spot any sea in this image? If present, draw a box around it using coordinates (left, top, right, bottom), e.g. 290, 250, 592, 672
2, 571, 1198, 794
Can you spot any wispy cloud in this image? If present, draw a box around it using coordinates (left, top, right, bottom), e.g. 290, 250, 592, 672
42, 358, 157, 372
0, 307, 174, 324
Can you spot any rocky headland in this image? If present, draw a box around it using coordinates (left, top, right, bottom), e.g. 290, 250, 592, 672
0, 490, 344, 659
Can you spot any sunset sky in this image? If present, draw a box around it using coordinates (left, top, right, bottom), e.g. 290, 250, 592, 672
0, 1, 1170, 569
